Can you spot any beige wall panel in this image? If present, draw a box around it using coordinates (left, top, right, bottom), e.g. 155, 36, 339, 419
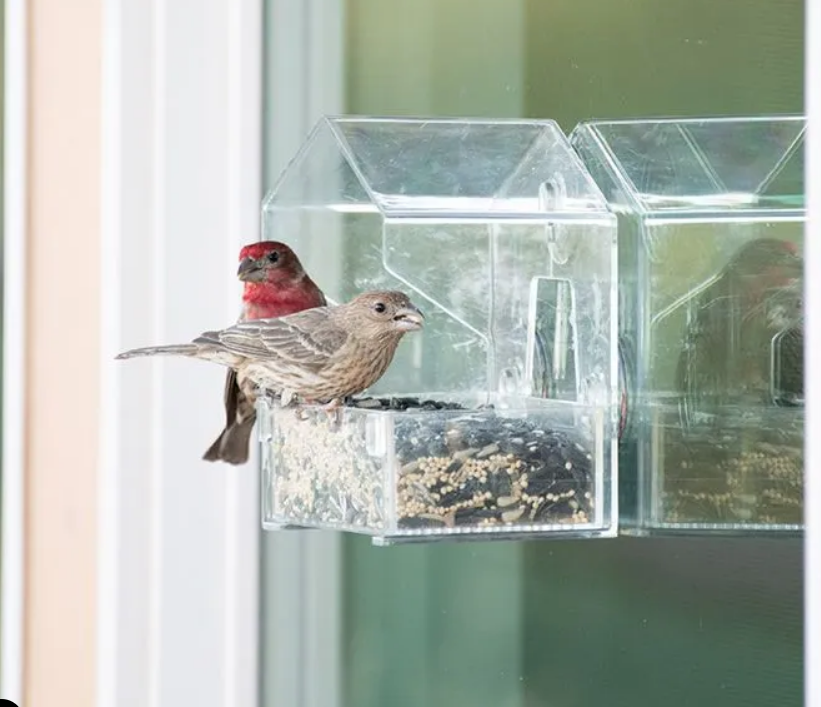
25, 0, 102, 704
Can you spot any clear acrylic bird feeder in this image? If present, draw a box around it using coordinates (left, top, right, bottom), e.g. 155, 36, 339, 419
571, 115, 805, 535
258, 116, 619, 544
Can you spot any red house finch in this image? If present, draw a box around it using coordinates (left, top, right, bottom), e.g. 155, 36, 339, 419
116, 291, 424, 410
204, 241, 326, 464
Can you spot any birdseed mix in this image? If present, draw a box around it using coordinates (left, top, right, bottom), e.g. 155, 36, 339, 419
265, 396, 597, 535
661, 416, 803, 526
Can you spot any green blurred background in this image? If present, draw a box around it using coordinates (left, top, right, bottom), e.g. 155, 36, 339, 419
264, 1, 804, 705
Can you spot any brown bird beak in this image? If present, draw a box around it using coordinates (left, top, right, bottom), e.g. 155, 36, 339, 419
393, 306, 424, 332
237, 257, 265, 282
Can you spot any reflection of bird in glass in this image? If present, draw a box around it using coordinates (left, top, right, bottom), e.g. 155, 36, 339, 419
676, 237, 803, 427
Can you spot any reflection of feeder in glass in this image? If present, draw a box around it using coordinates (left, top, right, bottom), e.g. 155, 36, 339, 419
258, 116, 619, 543
667, 238, 805, 529
572, 115, 806, 534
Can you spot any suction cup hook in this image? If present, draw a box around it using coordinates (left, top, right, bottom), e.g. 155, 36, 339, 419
539, 175, 570, 266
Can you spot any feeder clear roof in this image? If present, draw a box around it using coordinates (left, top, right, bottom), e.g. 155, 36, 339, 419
572, 116, 805, 214
263, 116, 612, 219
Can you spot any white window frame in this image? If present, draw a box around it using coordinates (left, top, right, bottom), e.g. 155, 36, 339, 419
96, 1, 344, 706
97, 0, 264, 705
2, 0, 28, 703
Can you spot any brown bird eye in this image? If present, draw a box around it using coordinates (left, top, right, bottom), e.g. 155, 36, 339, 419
267, 251, 279, 263
373, 302, 386, 313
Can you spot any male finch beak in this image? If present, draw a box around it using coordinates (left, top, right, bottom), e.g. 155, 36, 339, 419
237, 257, 266, 282
393, 306, 425, 331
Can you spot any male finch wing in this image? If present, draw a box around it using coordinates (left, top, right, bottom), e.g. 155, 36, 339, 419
208, 352, 254, 464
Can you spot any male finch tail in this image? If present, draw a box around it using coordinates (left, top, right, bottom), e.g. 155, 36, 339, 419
201, 370, 258, 464
203, 241, 326, 465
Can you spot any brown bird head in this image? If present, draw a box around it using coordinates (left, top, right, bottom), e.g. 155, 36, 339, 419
236, 241, 305, 285
340, 291, 425, 340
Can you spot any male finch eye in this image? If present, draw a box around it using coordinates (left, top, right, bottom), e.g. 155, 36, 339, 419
268, 251, 279, 263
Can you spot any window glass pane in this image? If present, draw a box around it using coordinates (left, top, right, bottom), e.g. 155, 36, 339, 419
262, 1, 804, 705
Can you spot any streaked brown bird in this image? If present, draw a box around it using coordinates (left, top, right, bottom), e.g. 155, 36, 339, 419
116, 291, 424, 410
205, 240, 326, 465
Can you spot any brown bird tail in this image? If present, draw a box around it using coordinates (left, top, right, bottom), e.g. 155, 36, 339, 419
115, 343, 200, 360
202, 413, 257, 465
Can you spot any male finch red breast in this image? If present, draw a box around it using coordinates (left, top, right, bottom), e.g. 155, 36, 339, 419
205, 241, 326, 465
116, 290, 424, 421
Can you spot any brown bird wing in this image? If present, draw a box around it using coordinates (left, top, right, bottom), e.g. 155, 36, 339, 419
203, 307, 350, 373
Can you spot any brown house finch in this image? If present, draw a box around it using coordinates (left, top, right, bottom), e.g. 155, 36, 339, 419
204, 241, 326, 464
116, 291, 424, 410
676, 237, 803, 425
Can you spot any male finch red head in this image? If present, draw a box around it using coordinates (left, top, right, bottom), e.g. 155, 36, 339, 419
204, 241, 326, 465
116, 290, 424, 444
234, 241, 326, 320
